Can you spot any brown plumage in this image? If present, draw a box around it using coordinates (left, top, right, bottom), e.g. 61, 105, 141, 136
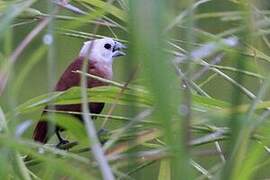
33, 38, 126, 144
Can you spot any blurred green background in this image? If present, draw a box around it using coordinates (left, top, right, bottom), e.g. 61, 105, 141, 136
2, 0, 270, 179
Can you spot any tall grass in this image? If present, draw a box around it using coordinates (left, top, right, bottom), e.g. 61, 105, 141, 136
1, 0, 270, 179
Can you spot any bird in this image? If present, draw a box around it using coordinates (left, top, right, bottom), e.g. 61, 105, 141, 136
33, 37, 126, 146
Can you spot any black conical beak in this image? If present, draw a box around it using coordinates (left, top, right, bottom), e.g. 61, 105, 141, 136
112, 41, 127, 57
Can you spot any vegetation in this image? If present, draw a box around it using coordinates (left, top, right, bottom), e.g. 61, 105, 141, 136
1, 0, 270, 179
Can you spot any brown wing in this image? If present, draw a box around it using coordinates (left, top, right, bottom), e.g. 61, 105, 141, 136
54, 56, 108, 115
33, 57, 109, 143
55, 56, 110, 91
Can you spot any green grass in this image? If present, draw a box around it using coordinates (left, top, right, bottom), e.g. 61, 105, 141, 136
1, 0, 270, 179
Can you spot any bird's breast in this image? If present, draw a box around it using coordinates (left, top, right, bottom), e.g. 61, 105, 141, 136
94, 63, 113, 80
87, 61, 113, 88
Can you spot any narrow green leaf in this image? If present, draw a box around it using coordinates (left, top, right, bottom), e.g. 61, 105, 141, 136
158, 159, 171, 180
0, 0, 35, 40
80, 0, 127, 21
13, 85, 229, 116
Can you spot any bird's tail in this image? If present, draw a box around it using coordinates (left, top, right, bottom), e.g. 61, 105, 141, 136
26, 121, 50, 163
25, 121, 50, 164
33, 121, 49, 143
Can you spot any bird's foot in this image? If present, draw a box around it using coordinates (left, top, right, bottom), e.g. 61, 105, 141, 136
56, 139, 70, 149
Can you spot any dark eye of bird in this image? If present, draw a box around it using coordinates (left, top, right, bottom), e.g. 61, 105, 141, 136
104, 43, 112, 50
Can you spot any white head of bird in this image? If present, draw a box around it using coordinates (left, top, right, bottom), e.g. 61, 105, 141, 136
79, 37, 126, 64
